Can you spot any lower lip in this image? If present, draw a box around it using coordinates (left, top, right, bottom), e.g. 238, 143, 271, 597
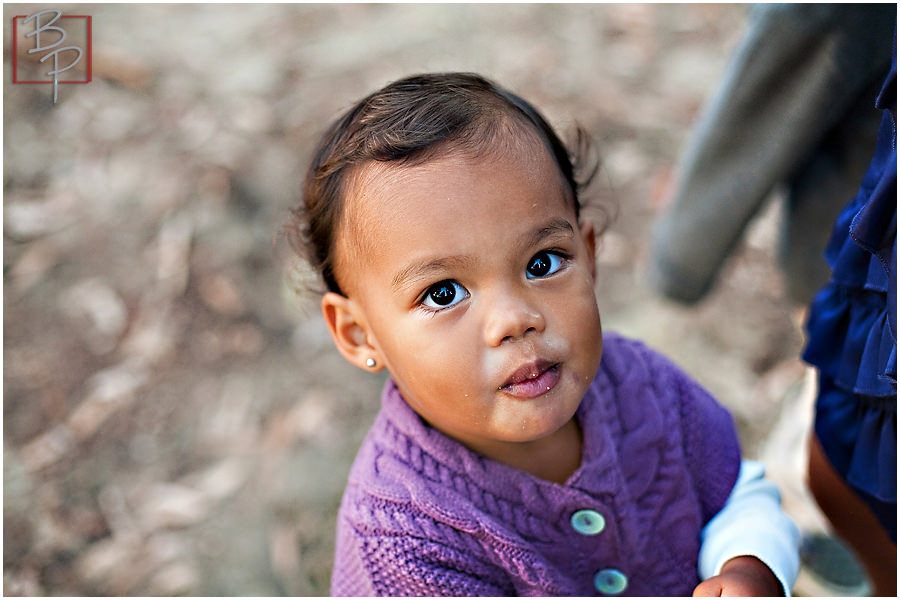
501, 365, 560, 399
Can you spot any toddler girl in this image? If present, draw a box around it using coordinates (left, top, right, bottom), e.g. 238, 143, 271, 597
286, 72, 799, 596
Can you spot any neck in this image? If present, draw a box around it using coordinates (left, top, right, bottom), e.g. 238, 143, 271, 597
475, 417, 583, 484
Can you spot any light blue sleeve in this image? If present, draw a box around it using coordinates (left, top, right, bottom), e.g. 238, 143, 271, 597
698, 459, 801, 595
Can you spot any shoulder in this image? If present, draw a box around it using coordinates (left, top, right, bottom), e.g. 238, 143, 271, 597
596, 331, 732, 426
335, 381, 501, 547
593, 331, 742, 519
331, 384, 521, 595
339, 381, 488, 523
599, 331, 696, 381
594, 332, 710, 429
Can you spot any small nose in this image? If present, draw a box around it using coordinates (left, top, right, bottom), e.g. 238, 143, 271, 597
483, 287, 546, 347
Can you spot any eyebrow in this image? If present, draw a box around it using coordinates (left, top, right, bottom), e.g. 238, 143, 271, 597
527, 217, 575, 249
390, 217, 576, 293
391, 255, 476, 293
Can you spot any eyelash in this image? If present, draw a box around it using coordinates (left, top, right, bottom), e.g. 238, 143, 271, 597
526, 249, 571, 279
415, 249, 571, 314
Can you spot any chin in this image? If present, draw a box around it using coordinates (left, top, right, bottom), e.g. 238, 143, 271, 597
512, 412, 576, 443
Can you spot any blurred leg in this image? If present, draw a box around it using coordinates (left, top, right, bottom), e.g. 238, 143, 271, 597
807, 435, 897, 596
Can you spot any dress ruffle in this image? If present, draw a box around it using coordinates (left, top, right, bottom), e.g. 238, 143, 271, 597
804, 205, 897, 510
813, 377, 896, 504
802, 32, 896, 537
804, 283, 896, 398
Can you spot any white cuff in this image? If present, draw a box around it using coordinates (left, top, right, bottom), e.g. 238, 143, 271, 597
699, 459, 800, 595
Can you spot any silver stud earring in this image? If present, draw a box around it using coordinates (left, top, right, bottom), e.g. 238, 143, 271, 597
366, 358, 376, 368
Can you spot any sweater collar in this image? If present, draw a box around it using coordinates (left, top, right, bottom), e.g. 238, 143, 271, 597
375, 360, 620, 501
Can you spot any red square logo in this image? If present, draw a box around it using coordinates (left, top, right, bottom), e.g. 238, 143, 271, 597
12, 11, 92, 85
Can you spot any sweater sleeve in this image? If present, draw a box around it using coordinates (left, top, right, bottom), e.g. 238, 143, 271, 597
671, 359, 743, 524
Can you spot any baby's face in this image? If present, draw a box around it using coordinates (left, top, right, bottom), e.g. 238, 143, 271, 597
337, 138, 603, 463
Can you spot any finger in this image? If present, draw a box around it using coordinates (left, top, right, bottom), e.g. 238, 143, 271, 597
693, 578, 724, 597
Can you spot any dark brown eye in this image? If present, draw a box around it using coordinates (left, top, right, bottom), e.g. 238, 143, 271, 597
429, 282, 456, 305
422, 280, 468, 309
526, 251, 563, 279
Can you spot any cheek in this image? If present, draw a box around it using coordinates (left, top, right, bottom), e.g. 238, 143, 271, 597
555, 279, 602, 349
559, 273, 600, 319
377, 316, 482, 385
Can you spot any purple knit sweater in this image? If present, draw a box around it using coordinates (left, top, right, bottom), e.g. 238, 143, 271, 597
331, 333, 741, 596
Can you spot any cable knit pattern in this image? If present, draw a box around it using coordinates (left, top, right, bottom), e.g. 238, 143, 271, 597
331, 332, 741, 596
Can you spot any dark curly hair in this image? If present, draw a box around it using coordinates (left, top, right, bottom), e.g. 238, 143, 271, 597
286, 72, 600, 296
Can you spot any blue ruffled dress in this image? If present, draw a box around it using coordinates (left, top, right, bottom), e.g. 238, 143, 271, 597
803, 33, 897, 542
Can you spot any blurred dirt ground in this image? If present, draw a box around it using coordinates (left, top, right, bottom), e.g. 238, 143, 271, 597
4, 3, 833, 596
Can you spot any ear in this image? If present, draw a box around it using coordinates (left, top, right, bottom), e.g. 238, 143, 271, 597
580, 220, 597, 281
321, 292, 382, 372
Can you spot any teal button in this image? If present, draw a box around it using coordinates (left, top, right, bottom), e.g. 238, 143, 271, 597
593, 568, 627, 595
570, 509, 606, 535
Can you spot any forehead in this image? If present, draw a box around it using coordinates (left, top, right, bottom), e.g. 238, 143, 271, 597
335, 136, 573, 293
